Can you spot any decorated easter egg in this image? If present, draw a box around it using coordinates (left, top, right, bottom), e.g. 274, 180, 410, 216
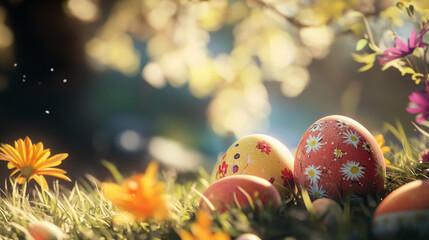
200, 175, 281, 213
373, 180, 429, 238
294, 115, 385, 200
312, 198, 342, 231
236, 233, 262, 240
28, 221, 65, 240
215, 134, 294, 197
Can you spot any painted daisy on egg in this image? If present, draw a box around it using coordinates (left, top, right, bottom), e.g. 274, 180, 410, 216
333, 148, 344, 158
343, 130, 360, 148
309, 121, 324, 132
375, 164, 386, 181
304, 165, 322, 185
362, 141, 372, 153
308, 184, 327, 199
340, 160, 365, 181
336, 120, 348, 130
305, 133, 326, 153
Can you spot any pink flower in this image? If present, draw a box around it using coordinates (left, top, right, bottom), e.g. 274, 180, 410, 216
406, 85, 429, 123
378, 25, 429, 64
421, 150, 429, 163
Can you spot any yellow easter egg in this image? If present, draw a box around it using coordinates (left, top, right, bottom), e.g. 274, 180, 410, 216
215, 134, 294, 197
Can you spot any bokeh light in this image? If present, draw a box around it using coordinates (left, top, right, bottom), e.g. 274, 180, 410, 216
0, 0, 422, 178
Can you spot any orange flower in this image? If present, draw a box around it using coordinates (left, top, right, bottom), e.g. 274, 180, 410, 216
374, 134, 392, 167
101, 162, 168, 222
179, 211, 230, 240
0, 137, 71, 190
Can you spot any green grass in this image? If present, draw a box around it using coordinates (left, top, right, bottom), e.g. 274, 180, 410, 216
1, 122, 429, 240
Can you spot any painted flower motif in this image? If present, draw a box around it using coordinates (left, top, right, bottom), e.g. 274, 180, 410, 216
333, 148, 344, 158
217, 161, 228, 178
179, 211, 231, 240
336, 120, 348, 130
362, 141, 372, 153
101, 162, 169, 222
377, 25, 429, 64
28, 221, 65, 240
304, 165, 322, 185
256, 141, 271, 155
308, 184, 327, 199
375, 164, 386, 181
406, 89, 429, 124
280, 168, 294, 188
340, 160, 365, 181
343, 130, 360, 149
309, 121, 324, 132
305, 133, 326, 153
0, 137, 71, 191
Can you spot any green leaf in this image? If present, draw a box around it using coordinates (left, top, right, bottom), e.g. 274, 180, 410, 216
355, 39, 368, 51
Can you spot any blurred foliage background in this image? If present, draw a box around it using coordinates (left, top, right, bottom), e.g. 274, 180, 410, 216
0, 0, 420, 181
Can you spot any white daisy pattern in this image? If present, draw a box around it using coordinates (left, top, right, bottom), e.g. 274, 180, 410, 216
305, 133, 326, 153
310, 121, 324, 132
340, 160, 365, 181
304, 165, 322, 184
343, 130, 360, 149
362, 141, 371, 153
308, 184, 327, 199
336, 120, 349, 130
375, 164, 385, 181
333, 148, 344, 158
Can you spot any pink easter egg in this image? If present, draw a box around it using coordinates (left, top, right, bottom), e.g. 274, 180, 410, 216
200, 175, 281, 213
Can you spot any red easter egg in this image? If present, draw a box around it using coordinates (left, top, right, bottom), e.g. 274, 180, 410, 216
200, 175, 281, 213
294, 115, 385, 200
373, 180, 429, 238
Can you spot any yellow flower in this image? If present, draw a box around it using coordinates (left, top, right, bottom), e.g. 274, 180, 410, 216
374, 134, 392, 167
180, 211, 230, 240
0, 137, 71, 190
101, 162, 168, 222
352, 52, 376, 72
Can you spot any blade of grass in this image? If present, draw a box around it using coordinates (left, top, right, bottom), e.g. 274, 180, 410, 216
101, 160, 123, 183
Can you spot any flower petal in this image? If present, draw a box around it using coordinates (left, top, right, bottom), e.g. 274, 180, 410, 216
36, 167, 68, 175
24, 137, 33, 163
1, 144, 23, 165
395, 37, 409, 52
35, 153, 68, 169
9, 168, 20, 178
35, 171, 71, 182
409, 92, 429, 106
409, 29, 418, 48
406, 106, 428, 114
33, 175, 49, 191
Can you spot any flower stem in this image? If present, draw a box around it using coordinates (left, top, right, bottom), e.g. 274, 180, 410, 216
423, 47, 428, 80
21, 181, 27, 207
363, 16, 380, 52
